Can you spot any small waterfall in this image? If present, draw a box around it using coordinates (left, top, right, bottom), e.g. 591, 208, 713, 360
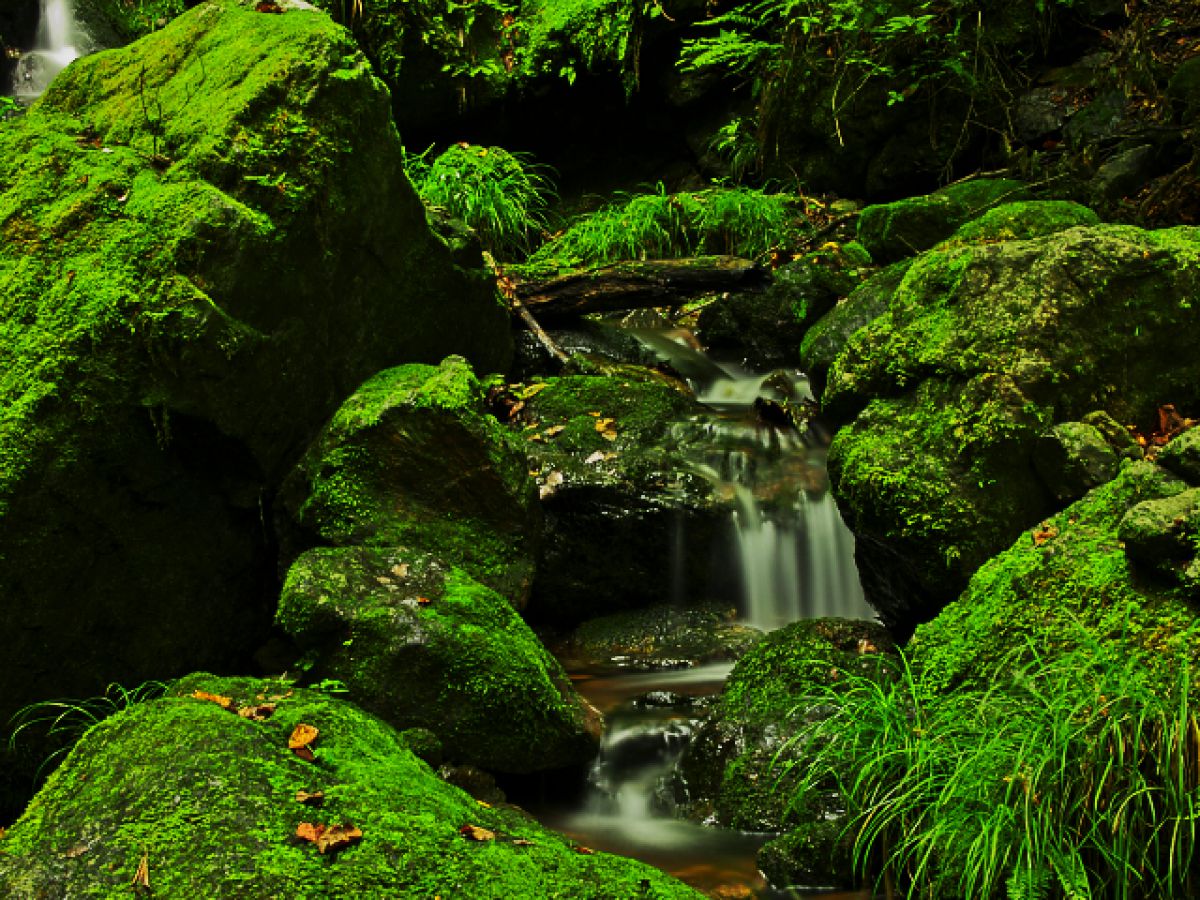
11, 0, 84, 101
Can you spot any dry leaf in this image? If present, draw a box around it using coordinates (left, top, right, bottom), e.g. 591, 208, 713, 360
192, 690, 233, 709
600, 429, 618, 442
511, 838, 535, 846
292, 746, 316, 762
130, 849, 150, 889
296, 822, 363, 854
62, 841, 88, 858
593, 417, 615, 432
391, 563, 410, 579
237, 702, 277, 721
584, 451, 606, 464
295, 790, 326, 806
573, 845, 594, 855
417, 596, 432, 606
289, 723, 319, 750
459, 824, 496, 842
517, 383, 548, 400
543, 425, 566, 437
1032, 525, 1058, 546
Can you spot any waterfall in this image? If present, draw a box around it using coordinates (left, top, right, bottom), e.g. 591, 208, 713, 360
11, 0, 84, 101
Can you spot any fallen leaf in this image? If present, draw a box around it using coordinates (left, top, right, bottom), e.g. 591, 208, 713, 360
459, 824, 496, 842
391, 563, 410, 579
296, 822, 363, 854
476, 800, 492, 808
584, 451, 607, 464
543, 425, 566, 437
62, 841, 88, 858
192, 690, 233, 709
594, 417, 615, 432
295, 790, 326, 806
237, 702, 277, 721
1032, 524, 1058, 546
130, 849, 150, 889
512, 838, 535, 846
417, 596, 432, 606
375, 575, 393, 585
289, 723, 319, 750
292, 746, 316, 762
255, 0, 284, 11
600, 429, 618, 442
573, 845, 594, 855
517, 383, 548, 400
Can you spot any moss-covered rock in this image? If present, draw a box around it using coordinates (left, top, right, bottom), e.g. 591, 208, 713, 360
909, 460, 1200, 697
678, 619, 894, 836
1158, 425, 1200, 484
281, 357, 537, 603
516, 372, 729, 626
0, 675, 701, 898
855, 179, 1031, 263
1033, 420, 1121, 503
943, 199, 1100, 246
277, 547, 599, 773
825, 224, 1200, 632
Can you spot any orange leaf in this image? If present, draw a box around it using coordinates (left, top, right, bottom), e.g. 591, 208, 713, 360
237, 702, 276, 721
296, 822, 324, 844
288, 723, 319, 750
1032, 524, 1058, 546
295, 790, 326, 806
316, 824, 363, 854
573, 845, 594, 855
459, 824, 496, 842
192, 690, 233, 709
292, 746, 316, 762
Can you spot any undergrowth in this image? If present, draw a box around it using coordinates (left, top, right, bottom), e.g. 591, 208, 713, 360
780, 640, 1199, 899
529, 184, 803, 268
404, 143, 556, 259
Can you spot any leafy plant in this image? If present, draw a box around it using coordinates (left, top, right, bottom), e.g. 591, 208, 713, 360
529, 184, 801, 268
404, 143, 557, 259
8, 681, 169, 777
779, 642, 1199, 899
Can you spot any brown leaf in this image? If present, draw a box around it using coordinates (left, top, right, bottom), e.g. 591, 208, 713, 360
255, 0, 284, 12
130, 849, 150, 889
417, 596, 432, 606
593, 417, 615, 432
391, 563, 410, 579
573, 845, 594, 855
192, 690, 233, 709
237, 702, 277, 721
511, 838, 535, 846
1032, 524, 1058, 546
288, 723, 319, 750
292, 746, 316, 763
543, 425, 566, 438
295, 822, 363, 854
295, 790, 326, 806
459, 824, 496, 842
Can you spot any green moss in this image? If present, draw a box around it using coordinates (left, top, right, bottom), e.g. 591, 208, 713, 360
942, 199, 1100, 247
0, 676, 700, 898
910, 461, 1200, 699
278, 550, 597, 772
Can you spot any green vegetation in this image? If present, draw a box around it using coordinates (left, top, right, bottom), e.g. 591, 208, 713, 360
529, 185, 802, 270
405, 143, 556, 259
783, 642, 1198, 899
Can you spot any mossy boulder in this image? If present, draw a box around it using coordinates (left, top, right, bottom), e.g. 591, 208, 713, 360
909, 459, 1200, 698
855, 179, 1031, 263
1159, 426, 1200, 483
825, 225, 1200, 633
678, 619, 894, 833
1033, 420, 1122, 503
0, 0, 511, 742
516, 373, 729, 626
0, 675, 700, 898
277, 547, 599, 773
281, 357, 537, 603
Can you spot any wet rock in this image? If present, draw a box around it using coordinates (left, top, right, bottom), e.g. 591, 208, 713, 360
757, 805, 854, 891
280, 357, 538, 604
277, 545, 600, 773
1082, 409, 1143, 461
824, 224, 1200, 634
942, 199, 1100, 246
1034, 421, 1121, 503
1158, 427, 1200, 484
0, 675, 701, 898
1118, 488, 1200, 581
1065, 90, 1129, 148
0, 0, 509, 773
438, 764, 507, 805
1093, 143, 1158, 200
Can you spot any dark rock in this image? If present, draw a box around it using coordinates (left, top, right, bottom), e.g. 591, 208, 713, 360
1082, 409, 1143, 460
1034, 421, 1121, 503
438, 764, 507, 805
1158, 427, 1200, 484
399, 727, 444, 768
1093, 143, 1158, 200
0, 0, 510, 766
277, 546, 600, 773
757, 807, 854, 891
1167, 57, 1200, 124
1064, 90, 1128, 148
1014, 86, 1072, 143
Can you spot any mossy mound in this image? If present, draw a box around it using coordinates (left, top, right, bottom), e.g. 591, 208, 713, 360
824, 224, 1200, 633
277, 547, 599, 773
0, 0, 511, 738
855, 179, 1031, 263
282, 357, 537, 603
0, 675, 700, 898
679, 619, 894, 831
909, 456, 1200, 699
512, 373, 729, 626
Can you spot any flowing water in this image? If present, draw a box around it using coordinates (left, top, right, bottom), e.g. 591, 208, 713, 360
10, 0, 84, 101
542, 331, 877, 896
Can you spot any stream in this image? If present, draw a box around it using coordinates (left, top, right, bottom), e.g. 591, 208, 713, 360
536, 330, 877, 898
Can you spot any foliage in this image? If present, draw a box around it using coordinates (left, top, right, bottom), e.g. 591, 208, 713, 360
7, 681, 168, 776
405, 143, 556, 259
781, 642, 1199, 899
92, 0, 186, 40
529, 184, 802, 268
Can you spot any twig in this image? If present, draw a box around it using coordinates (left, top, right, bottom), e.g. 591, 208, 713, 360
482, 251, 569, 367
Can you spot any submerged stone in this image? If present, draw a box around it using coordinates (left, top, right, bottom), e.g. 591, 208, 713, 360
0, 676, 700, 898
277, 546, 600, 773
0, 0, 509, 745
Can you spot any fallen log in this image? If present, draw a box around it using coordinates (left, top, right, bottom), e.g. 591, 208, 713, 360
511, 255, 768, 321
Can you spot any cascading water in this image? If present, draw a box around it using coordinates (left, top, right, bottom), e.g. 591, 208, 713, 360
11, 0, 84, 101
